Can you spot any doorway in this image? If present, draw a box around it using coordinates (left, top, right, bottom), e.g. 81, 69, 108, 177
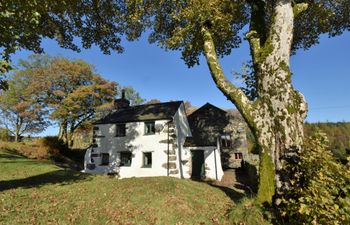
191, 150, 205, 179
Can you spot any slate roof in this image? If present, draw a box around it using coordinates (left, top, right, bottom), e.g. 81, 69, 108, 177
94, 101, 183, 124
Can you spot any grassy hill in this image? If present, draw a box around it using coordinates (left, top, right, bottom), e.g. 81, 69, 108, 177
0, 149, 237, 225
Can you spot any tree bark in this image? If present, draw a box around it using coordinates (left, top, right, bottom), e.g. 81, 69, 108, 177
67, 125, 75, 148
58, 121, 68, 144
201, 0, 308, 205
14, 116, 22, 142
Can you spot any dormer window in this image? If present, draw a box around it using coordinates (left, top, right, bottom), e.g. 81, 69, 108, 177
144, 121, 155, 135
116, 123, 126, 137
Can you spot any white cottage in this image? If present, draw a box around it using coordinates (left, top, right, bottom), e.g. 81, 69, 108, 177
83, 97, 224, 180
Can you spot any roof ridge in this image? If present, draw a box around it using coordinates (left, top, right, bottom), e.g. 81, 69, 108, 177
138, 100, 183, 107
93, 101, 183, 124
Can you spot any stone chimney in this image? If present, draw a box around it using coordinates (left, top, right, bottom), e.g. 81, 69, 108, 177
114, 89, 130, 110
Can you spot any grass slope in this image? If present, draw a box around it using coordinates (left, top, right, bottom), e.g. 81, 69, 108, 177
0, 149, 233, 224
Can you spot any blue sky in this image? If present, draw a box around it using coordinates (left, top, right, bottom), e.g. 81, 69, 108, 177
11, 31, 350, 135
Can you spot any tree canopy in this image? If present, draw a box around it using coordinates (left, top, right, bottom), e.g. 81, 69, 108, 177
0, 0, 126, 88
0, 71, 49, 141
120, 0, 349, 66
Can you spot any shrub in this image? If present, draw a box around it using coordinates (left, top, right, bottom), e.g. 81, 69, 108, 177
281, 130, 350, 224
38, 136, 68, 157
229, 198, 272, 225
0, 136, 69, 160
0, 128, 11, 141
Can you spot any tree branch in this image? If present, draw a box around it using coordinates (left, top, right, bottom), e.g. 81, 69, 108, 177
71, 112, 94, 132
201, 27, 256, 127
293, 2, 308, 17
246, 0, 267, 64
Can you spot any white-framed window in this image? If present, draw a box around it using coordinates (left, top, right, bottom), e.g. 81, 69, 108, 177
120, 152, 132, 167
142, 152, 152, 168
116, 123, 126, 137
144, 121, 155, 135
100, 153, 110, 165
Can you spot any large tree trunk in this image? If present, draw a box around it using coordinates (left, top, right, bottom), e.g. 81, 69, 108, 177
201, 0, 308, 204
67, 125, 75, 148
252, 0, 308, 204
58, 121, 68, 144
14, 116, 22, 142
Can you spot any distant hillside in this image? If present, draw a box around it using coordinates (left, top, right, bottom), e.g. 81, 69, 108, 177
304, 122, 350, 164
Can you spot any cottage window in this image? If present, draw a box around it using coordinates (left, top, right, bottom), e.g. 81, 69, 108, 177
144, 121, 155, 135
120, 152, 132, 166
221, 135, 232, 148
142, 152, 152, 168
93, 126, 104, 138
234, 153, 243, 160
101, 153, 110, 165
116, 123, 126, 137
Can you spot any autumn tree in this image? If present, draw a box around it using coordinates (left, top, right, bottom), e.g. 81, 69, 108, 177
31, 57, 117, 147
18, 55, 115, 146
183, 101, 198, 115
145, 99, 162, 104
0, 71, 49, 141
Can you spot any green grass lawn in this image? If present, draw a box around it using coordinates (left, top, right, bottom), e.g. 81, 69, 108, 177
0, 149, 237, 224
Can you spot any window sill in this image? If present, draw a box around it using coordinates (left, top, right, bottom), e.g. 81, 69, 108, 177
93, 135, 105, 138
141, 166, 152, 168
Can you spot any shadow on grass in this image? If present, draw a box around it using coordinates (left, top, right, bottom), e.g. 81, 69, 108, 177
0, 170, 91, 192
191, 178, 246, 202
0, 149, 27, 160
207, 182, 246, 202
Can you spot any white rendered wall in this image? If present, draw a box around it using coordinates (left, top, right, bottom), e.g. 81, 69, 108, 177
183, 146, 224, 181
84, 104, 193, 179
85, 120, 175, 178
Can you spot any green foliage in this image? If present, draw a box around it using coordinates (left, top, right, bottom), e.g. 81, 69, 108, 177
0, 127, 10, 141
121, 0, 350, 67
293, 0, 350, 52
233, 61, 257, 101
117, 85, 145, 106
0, 1, 127, 78
230, 198, 272, 225
305, 122, 350, 164
281, 131, 350, 224
131, 0, 249, 67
